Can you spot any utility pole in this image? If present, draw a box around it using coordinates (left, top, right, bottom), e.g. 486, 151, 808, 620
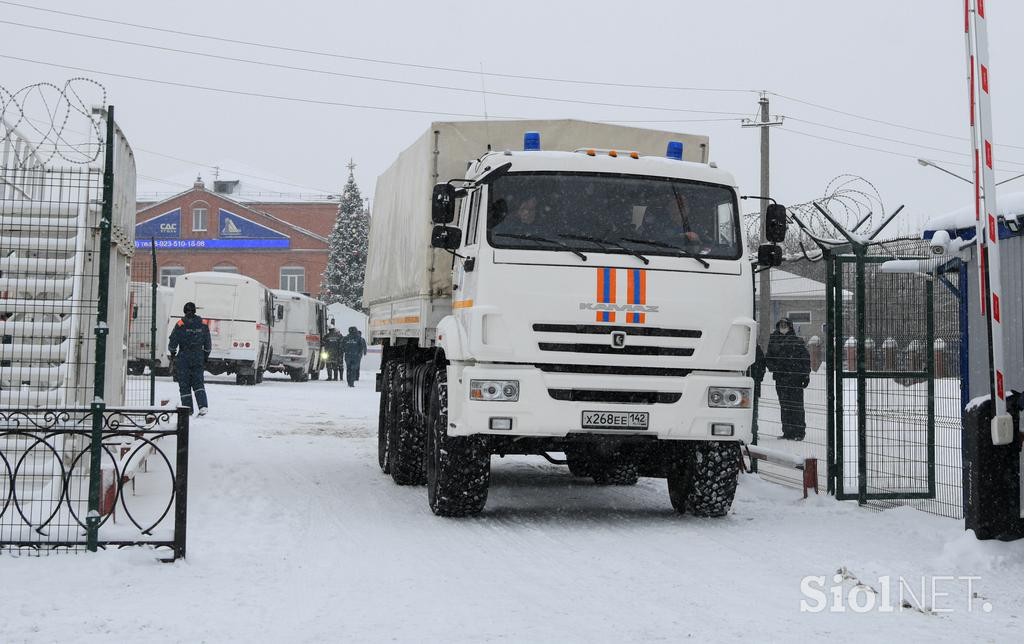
742, 93, 784, 348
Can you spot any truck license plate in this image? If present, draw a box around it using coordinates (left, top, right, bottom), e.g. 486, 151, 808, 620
581, 410, 649, 430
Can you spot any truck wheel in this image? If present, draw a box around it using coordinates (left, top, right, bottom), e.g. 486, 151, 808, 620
377, 361, 397, 474
564, 447, 594, 477
590, 457, 639, 486
388, 362, 426, 485
236, 373, 253, 386
680, 442, 741, 518
426, 365, 489, 516
310, 369, 320, 381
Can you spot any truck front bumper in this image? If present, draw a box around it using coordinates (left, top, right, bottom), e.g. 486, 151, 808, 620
447, 364, 752, 442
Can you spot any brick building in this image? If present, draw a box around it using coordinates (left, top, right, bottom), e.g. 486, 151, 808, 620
133, 175, 338, 293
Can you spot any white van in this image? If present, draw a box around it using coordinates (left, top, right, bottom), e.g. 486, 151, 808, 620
168, 272, 274, 385
268, 290, 328, 381
128, 282, 174, 376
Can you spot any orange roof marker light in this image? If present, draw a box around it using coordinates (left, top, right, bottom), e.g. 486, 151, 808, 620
608, 150, 618, 157
586, 149, 596, 156
630, 151, 639, 159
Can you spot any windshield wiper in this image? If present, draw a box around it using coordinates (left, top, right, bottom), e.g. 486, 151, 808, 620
618, 237, 710, 268
558, 233, 650, 265
494, 232, 588, 261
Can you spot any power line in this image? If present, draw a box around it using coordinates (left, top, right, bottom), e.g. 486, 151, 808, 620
0, 52, 507, 118
5, 1, 1020, 150
0, 0, 757, 95
770, 91, 1024, 152
0, 19, 751, 117
775, 125, 1024, 171
786, 116, 1024, 163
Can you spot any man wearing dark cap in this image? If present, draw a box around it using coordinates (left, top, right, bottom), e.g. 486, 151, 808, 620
168, 301, 212, 415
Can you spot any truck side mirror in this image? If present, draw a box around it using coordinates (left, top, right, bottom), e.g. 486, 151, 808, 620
758, 244, 783, 267
277, 304, 285, 320
432, 184, 457, 224
765, 204, 788, 243
431, 225, 462, 250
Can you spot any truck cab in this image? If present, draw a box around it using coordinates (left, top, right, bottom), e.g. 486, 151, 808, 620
368, 121, 780, 517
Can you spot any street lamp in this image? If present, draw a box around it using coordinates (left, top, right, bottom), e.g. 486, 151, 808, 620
917, 158, 1024, 186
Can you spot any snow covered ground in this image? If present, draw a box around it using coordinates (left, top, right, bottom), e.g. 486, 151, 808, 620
3, 367, 1023, 643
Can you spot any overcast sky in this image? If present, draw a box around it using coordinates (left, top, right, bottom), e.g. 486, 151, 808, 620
3, 0, 1023, 235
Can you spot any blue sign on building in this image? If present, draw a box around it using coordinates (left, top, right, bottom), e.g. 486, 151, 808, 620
219, 209, 289, 239
136, 209, 181, 239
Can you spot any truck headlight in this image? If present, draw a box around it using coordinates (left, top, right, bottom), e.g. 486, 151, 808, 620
320, 350, 329, 360
470, 379, 520, 402
707, 387, 751, 408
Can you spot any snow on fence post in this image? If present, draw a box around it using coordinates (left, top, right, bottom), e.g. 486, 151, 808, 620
808, 335, 822, 372
882, 337, 898, 371
934, 338, 947, 378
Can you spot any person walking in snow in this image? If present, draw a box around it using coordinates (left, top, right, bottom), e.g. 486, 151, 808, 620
323, 327, 343, 381
168, 301, 211, 416
765, 317, 811, 441
340, 326, 363, 387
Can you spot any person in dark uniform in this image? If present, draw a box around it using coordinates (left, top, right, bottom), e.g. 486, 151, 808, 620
353, 330, 368, 381
766, 318, 811, 440
168, 301, 211, 416
323, 327, 342, 381
340, 326, 363, 387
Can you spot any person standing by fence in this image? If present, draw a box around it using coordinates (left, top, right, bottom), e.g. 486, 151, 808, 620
766, 317, 811, 441
168, 301, 211, 416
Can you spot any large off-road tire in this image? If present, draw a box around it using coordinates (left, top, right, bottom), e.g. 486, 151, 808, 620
564, 447, 594, 477
426, 365, 489, 516
388, 362, 426, 485
671, 441, 741, 517
590, 457, 639, 486
377, 361, 397, 474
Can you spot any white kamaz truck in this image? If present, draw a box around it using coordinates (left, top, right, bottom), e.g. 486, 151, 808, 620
365, 120, 785, 517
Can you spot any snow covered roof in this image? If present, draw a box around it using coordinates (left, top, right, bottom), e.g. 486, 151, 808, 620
138, 159, 341, 204
923, 191, 1024, 237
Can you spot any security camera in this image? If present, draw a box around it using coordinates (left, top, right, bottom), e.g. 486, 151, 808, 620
929, 230, 951, 256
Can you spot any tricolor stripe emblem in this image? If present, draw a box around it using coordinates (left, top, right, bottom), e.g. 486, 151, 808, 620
594, 268, 648, 324
626, 268, 647, 324
595, 267, 616, 322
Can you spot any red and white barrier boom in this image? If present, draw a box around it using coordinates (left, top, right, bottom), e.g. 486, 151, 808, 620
964, 1, 1017, 501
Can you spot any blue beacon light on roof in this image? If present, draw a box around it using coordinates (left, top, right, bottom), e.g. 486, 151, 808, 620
666, 141, 684, 160
523, 131, 541, 151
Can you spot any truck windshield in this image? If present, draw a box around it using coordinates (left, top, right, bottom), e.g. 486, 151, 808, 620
486, 172, 741, 260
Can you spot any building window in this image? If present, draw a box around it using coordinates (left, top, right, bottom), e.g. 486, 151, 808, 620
787, 311, 812, 324
160, 266, 186, 287
213, 264, 239, 274
280, 266, 305, 292
192, 207, 208, 232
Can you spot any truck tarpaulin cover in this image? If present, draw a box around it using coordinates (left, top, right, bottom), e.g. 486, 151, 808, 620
363, 119, 709, 307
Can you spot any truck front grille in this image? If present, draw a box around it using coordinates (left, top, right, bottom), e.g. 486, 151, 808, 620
547, 389, 682, 404
535, 363, 692, 377
537, 343, 693, 357
532, 323, 701, 338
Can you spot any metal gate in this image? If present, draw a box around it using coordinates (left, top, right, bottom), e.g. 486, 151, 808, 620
826, 252, 936, 503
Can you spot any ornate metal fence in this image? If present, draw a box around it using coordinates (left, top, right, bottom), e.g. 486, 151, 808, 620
0, 406, 189, 559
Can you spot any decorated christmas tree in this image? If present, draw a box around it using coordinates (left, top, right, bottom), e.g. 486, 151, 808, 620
321, 160, 369, 311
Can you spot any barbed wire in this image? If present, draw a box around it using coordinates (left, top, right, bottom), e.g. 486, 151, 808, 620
745, 174, 886, 256
0, 78, 106, 167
